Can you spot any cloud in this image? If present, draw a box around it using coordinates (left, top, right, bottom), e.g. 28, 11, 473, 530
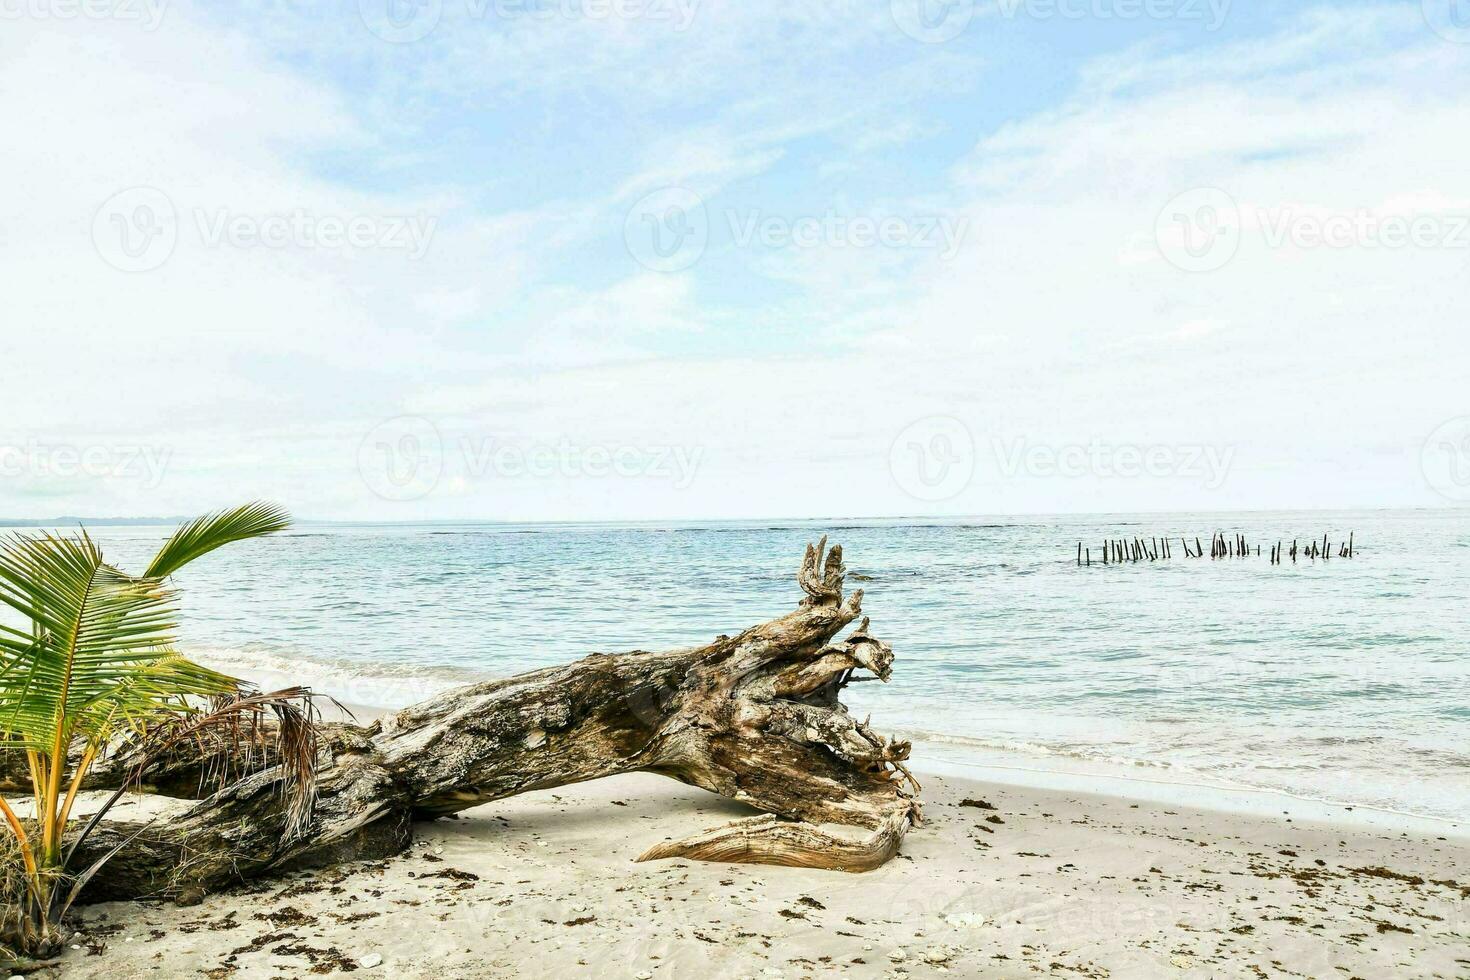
4, 2, 1466, 519
843, 5, 1470, 512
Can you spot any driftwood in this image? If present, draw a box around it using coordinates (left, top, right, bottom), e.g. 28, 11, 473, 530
57, 539, 919, 903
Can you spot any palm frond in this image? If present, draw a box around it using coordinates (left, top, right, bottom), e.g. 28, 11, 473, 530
68, 652, 241, 741
144, 502, 291, 579
0, 503, 304, 959
127, 688, 321, 840
0, 536, 189, 750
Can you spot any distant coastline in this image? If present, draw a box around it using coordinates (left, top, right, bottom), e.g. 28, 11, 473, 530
1, 505, 1460, 531
0, 516, 192, 527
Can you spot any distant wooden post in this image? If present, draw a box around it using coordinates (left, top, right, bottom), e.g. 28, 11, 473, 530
1077, 529, 1357, 569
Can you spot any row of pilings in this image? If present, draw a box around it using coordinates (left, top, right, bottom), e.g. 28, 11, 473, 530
1076, 532, 1355, 566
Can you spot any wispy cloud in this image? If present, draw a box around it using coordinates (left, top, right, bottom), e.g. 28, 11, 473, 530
5, 2, 1467, 518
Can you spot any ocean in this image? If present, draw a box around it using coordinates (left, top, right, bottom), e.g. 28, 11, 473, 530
33, 510, 1469, 824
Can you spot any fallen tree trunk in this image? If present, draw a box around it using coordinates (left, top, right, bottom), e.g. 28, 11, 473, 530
75, 539, 919, 903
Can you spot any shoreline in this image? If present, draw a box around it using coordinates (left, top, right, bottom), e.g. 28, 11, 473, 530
908, 737, 1470, 842
38, 769, 1469, 979
306, 690, 1468, 840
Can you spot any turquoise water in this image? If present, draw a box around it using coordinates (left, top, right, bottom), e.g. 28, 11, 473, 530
27, 510, 1469, 821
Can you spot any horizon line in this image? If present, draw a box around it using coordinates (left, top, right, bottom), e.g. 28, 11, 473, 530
0, 504, 1463, 529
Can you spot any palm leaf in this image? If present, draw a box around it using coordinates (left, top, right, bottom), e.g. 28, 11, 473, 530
144, 502, 290, 579
0, 535, 188, 750
67, 652, 240, 742
0, 503, 304, 958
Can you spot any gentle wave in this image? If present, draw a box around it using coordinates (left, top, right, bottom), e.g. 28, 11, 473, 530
192, 645, 492, 710
65, 512, 1470, 823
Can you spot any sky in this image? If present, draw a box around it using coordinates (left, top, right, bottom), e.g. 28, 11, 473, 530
2, 0, 1469, 521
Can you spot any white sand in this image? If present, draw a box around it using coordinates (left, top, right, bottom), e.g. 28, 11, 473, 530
24, 770, 1467, 979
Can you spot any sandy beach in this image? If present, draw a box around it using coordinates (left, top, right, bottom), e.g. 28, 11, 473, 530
12, 0, 1470, 974
29, 768, 1466, 980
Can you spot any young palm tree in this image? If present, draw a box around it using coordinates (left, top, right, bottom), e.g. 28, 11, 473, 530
0, 502, 317, 960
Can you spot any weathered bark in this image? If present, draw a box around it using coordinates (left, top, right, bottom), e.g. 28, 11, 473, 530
69, 539, 919, 903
